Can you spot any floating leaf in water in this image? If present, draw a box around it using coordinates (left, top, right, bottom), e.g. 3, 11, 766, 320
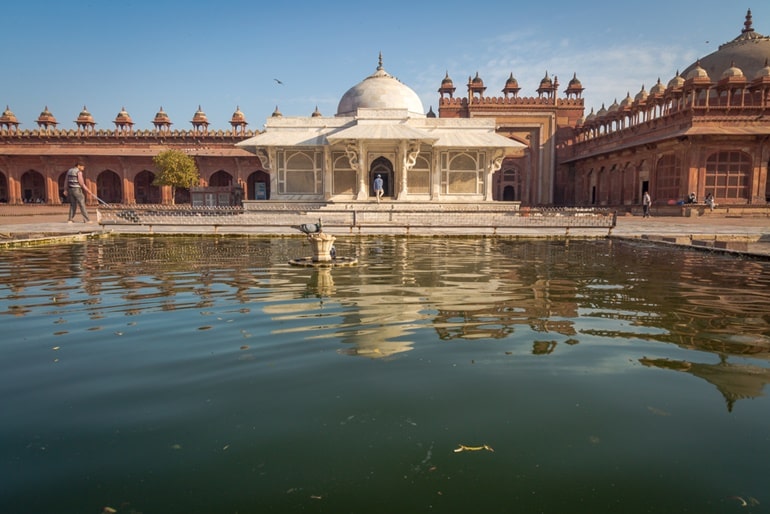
454, 444, 494, 453
240, 345, 249, 350
53, 331, 68, 336
102, 507, 117, 514
198, 326, 213, 331
647, 406, 671, 416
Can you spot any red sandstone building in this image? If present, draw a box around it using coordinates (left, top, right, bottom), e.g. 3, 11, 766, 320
1, 10, 768, 209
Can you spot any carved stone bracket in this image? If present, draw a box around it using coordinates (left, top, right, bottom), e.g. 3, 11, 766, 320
255, 149, 272, 171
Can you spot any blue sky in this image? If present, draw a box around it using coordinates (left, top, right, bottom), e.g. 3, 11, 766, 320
3, 1, 766, 131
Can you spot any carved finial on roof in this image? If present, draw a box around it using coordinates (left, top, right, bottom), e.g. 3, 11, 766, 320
377, 52, 383, 71
743, 9, 753, 34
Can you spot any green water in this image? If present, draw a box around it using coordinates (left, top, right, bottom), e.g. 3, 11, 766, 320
1, 236, 769, 513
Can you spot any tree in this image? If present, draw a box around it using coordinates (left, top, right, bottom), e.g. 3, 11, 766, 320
152, 149, 199, 204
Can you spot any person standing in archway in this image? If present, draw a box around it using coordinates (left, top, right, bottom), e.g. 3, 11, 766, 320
642, 190, 652, 218
373, 174, 384, 204
65, 161, 95, 223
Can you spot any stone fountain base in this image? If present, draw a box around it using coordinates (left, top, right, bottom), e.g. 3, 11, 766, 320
289, 232, 358, 267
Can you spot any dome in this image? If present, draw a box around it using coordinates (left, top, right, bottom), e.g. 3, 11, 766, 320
37, 106, 58, 126
685, 62, 711, 81
650, 78, 667, 96
721, 62, 745, 79
0, 105, 19, 124
754, 59, 770, 79
114, 106, 133, 124
191, 105, 208, 124
667, 71, 685, 89
682, 10, 770, 82
336, 55, 425, 117
75, 105, 95, 124
153, 106, 172, 125
539, 71, 553, 89
231, 106, 246, 122
620, 92, 634, 108
634, 85, 649, 103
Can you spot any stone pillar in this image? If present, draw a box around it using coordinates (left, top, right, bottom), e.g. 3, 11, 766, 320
308, 232, 336, 262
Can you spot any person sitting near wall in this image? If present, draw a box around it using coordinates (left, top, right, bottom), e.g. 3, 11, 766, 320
705, 192, 716, 211
686, 192, 697, 204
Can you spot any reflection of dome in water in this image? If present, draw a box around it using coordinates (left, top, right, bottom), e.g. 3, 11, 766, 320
682, 9, 770, 81
336, 54, 425, 117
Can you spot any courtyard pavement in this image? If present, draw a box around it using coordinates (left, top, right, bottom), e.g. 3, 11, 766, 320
2, 210, 770, 258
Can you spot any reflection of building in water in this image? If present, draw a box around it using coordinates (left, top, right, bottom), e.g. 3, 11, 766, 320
640, 356, 770, 412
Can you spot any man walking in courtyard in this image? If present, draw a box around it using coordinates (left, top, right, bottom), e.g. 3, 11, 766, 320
65, 161, 95, 223
373, 174, 384, 203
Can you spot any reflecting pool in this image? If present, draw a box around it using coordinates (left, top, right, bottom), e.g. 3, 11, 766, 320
1, 236, 770, 514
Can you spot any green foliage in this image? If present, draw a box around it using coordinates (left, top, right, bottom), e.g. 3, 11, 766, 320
152, 149, 199, 202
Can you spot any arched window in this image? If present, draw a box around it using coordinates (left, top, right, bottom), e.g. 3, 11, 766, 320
408, 154, 431, 194
654, 154, 681, 203
279, 151, 322, 194
442, 151, 484, 195
332, 153, 355, 195
705, 151, 751, 201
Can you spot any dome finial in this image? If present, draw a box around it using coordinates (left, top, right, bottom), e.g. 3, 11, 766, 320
743, 9, 754, 34
377, 52, 383, 71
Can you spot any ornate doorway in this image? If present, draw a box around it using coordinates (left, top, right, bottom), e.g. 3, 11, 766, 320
369, 157, 393, 198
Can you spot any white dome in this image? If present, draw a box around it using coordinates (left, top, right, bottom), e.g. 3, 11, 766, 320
336, 59, 425, 117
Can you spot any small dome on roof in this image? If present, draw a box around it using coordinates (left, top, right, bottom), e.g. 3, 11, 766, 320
650, 78, 667, 95
0, 105, 19, 124
76, 105, 95, 124
114, 106, 133, 124
754, 59, 770, 79
191, 105, 208, 124
502, 72, 521, 96
337, 54, 425, 117
153, 106, 172, 125
426, 106, 436, 118
685, 62, 711, 81
441, 72, 454, 88
722, 61, 745, 78
311, 106, 322, 117
620, 92, 634, 108
596, 103, 608, 117
37, 106, 58, 126
565, 72, 584, 96
584, 107, 596, 122
634, 85, 649, 103
231, 106, 246, 122
667, 71, 685, 89
271, 106, 282, 117
539, 71, 553, 89
607, 98, 620, 113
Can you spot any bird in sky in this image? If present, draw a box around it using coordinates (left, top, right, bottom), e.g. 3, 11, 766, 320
274, 78, 284, 84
